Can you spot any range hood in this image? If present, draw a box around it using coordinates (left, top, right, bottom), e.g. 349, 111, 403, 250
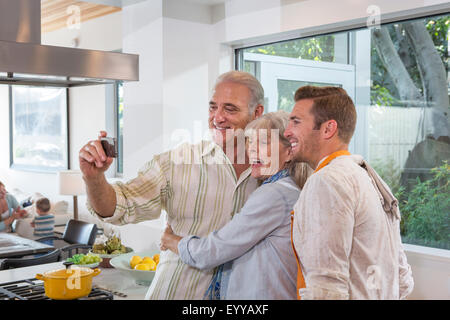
0, 0, 139, 87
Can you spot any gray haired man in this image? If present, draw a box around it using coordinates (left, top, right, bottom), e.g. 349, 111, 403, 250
78, 71, 264, 299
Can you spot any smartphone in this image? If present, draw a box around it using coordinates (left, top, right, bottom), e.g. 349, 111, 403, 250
100, 137, 118, 158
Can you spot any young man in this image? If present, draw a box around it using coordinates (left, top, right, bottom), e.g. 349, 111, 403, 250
285, 86, 414, 299
78, 71, 264, 299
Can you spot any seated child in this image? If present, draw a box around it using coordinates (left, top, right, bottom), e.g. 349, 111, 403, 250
30, 198, 55, 246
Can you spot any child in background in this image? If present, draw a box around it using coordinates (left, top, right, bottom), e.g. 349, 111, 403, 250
30, 198, 55, 246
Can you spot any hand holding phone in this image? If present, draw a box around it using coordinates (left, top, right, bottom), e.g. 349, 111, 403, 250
101, 137, 118, 158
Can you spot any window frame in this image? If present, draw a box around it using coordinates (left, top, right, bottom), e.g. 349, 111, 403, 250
115, 81, 124, 176
105, 81, 123, 178
232, 3, 450, 58
234, 8, 450, 253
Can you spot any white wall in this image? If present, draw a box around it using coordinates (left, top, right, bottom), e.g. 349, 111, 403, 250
121, 0, 232, 174
221, 0, 450, 46
122, 0, 164, 177
404, 245, 450, 299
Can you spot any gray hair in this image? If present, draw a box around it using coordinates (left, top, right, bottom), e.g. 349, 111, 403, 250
245, 110, 313, 189
214, 71, 265, 113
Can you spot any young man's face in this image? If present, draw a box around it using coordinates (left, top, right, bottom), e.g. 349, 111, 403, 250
208, 81, 255, 148
284, 99, 321, 167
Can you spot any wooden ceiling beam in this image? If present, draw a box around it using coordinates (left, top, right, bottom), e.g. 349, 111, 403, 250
41, 0, 121, 33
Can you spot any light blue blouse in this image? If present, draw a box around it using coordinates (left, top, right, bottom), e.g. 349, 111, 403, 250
178, 176, 300, 300
0, 193, 20, 232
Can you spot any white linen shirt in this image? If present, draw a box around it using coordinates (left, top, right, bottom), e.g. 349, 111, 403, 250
292, 154, 414, 300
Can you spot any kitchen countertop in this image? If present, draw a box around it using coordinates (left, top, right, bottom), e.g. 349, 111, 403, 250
0, 233, 54, 258
0, 261, 149, 300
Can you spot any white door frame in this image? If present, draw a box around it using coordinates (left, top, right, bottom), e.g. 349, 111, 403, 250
244, 52, 355, 112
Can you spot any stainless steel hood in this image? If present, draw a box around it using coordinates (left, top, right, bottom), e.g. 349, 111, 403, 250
0, 0, 139, 87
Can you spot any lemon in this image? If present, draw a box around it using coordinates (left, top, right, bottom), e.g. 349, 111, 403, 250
152, 254, 160, 264
141, 257, 156, 270
130, 255, 143, 269
134, 263, 151, 271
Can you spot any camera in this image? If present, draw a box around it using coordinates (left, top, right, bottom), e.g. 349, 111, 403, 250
101, 137, 118, 158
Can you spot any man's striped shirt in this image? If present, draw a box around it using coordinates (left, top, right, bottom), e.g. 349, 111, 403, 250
88, 141, 258, 299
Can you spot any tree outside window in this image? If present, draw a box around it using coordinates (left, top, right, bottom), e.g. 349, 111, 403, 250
238, 14, 450, 250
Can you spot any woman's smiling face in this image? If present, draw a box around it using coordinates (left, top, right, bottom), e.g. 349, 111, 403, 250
247, 129, 291, 180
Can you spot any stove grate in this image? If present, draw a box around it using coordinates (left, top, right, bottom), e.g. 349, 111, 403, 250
0, 278, 113, 300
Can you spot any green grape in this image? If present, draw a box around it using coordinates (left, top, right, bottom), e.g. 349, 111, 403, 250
71, 253, 101, 265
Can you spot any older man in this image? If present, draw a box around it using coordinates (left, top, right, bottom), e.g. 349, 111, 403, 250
78, 71, 264, 299
285, 86, 414, 299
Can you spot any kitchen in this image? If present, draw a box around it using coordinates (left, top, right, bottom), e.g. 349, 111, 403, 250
0, 0, 449, 302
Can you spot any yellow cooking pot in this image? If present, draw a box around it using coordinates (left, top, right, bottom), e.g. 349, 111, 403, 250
36, 266, 101, 300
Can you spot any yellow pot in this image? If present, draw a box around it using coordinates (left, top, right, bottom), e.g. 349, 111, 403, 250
36, 267, 101, 300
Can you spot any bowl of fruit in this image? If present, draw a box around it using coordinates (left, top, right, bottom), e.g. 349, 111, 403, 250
109, 250, 160, 286
65, 253, 102, 268
90, 236, 133, 268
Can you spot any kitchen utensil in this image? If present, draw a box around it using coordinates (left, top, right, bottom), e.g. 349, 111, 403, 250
35, 264, 101, 300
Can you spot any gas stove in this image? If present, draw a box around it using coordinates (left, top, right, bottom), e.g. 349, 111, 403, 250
0, 278, 113, 300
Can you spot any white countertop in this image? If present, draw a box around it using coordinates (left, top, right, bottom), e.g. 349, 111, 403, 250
0, 262, 149, 300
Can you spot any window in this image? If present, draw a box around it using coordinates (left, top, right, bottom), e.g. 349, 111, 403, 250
236, 14, 450, 250
9, 86, 68, 172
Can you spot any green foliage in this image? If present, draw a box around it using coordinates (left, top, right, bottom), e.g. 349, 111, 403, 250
399, 161, 450, 249
372, 157, 403, 195
15, 147, 26, 158
373, 159, 449, 249
425, 17, 450, 72
246, 35, 335, 62
370, 84, 401, 106
370, 15, 449, 106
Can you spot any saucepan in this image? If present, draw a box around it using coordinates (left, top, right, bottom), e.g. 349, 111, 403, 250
35, 262, 101, 300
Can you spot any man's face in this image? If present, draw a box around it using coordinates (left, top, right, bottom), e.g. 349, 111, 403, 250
284, 99, 321, 166
209, 81, 254, 148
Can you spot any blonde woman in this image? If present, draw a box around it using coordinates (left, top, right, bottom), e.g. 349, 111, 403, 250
160, 111, 312, 300
0, 181, 27, 232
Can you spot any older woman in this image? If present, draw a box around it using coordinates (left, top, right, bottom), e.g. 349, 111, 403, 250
0, 181, 27, 232
160, 111, 312, 300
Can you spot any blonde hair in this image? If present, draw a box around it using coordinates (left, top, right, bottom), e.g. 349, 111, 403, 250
245, 110, 313, 189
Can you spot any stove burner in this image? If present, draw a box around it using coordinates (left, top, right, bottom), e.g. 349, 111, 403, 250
0, 278, 113, 300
